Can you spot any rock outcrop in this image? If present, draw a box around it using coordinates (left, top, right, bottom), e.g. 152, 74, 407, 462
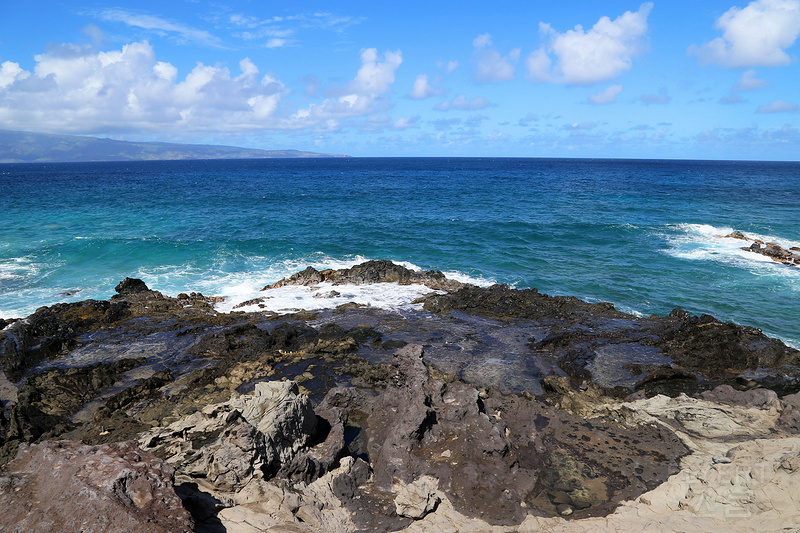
720, 230, 800, 267
742, 240, 800, 267
140, 380, 317, 493
2, 269, 800, 532
0, 439, 193, 532
264, 260, 463, 291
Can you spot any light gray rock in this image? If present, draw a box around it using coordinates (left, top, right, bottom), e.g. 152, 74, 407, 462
394, 476, 441, 519
139, 380, 316, 493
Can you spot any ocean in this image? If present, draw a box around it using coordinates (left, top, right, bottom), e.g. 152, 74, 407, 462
1, 157, 799, 347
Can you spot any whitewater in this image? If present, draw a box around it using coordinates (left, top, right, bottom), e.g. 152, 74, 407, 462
1, 157, 798, 346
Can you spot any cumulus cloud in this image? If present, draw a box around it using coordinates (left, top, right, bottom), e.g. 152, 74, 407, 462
409, 74, 440, 99
641, 87, 671, 104
0, 61, 30, 88
527, 3, 653, 85
434, 95, 490, 111
689, 0, 800, 67
288, 48, 402, 129
735, 69, 770, 91
589, 84, 623, 104
472, 34, 521, 82
0, 41, 285, 134
720, 69, 770, 103
756, 99, 799, 113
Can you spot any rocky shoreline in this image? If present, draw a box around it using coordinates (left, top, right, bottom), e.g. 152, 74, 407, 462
722, 230, 800, 267
2, 261, 800, 532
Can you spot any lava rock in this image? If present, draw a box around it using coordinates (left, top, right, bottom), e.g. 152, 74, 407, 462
114, 277, 150, 295
0, 440, 193, 532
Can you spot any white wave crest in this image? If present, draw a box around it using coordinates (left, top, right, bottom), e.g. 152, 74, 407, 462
664, 224, 800, 274
216, 281, 439, 314
133, 254, 492, 315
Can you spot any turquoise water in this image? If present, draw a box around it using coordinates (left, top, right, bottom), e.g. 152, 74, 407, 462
1, 158, 799, 347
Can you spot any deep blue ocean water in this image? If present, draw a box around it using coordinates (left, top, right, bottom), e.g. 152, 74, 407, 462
1, 157, 799, 347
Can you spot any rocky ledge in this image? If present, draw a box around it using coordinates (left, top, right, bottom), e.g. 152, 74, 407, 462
1, 261, 800, 532
722, 230, 800, 267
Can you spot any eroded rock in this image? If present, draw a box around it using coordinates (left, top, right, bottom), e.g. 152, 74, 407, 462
139, 380, 316, 492
264, 260, 463, 291
0, 440, 193, 533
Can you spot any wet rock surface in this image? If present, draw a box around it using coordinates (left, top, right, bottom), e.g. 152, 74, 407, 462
721, 230, 800, 267
264, 259, 463, 291
1, 268, 800, 531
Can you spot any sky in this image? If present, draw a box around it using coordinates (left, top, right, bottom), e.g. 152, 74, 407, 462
1, 1, 799, 160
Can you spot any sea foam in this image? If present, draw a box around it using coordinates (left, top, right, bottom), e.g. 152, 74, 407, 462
137, 255, 494, 316
664, 224, 800, 275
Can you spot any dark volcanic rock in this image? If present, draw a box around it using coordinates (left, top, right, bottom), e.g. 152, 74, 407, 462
3, 271, 800, 530
320, 344, 689, 526
648, 312, 800, 378
264, 260, 463, 291
0, 359, 150, 463
742, 240, 800, 267
0, 440, 193, 533
0, 300, 114, 381
423, 283, 627, 321
19, 358, 146, 417
115, 277, 151, 295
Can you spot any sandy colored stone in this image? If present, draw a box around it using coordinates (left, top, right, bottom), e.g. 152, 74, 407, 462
394, 476, 441, 519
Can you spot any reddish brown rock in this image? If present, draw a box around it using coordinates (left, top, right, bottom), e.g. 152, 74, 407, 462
0, 440, 193, 533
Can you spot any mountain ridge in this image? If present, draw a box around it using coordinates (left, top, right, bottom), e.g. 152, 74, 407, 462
0, 129, 348, 162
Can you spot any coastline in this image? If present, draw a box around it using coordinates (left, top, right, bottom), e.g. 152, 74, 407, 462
2, 261, 800, 531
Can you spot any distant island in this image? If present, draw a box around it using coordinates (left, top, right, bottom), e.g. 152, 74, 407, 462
0, 129, 348, 163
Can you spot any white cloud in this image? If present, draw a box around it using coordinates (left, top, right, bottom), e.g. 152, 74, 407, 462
690, 0, 800, 67
434, 95, 490, 111
721, 69, 770, 103
287, 48, 402, 129
0, 61, 30, 88
99, 9, 225, 48
409, 74, 439, 99
472, 34, 521, 82
442, 60, 459, 73
735, 69, 770, 91
589, 84, 623, 104
393, 115, 421, 129
527, 3, 653, 85
265, 38, 288, 48
756, 99, 799, 113
350, 48, 402, 96
0, 41, 286, 134
473, 33, 493, 48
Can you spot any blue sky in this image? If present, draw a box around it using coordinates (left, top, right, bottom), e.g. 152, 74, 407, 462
1, 1, 799, 159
